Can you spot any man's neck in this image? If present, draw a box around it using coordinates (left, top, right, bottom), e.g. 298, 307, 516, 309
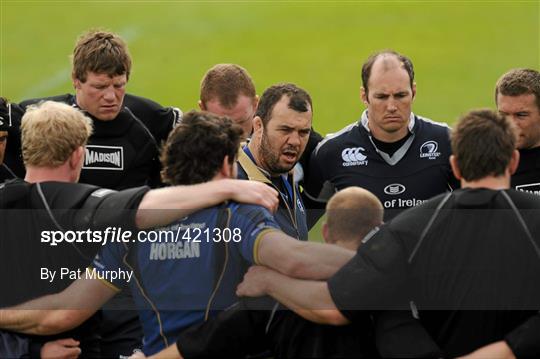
461, 175, 511, 190
24, 166, 74, 183
369, 126, 410, 143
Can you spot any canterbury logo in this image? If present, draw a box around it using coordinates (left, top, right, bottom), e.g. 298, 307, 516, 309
341, 147, 368, 167
83, 145, 124, 170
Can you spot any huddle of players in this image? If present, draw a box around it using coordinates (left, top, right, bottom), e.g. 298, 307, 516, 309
0, 28, 539, 358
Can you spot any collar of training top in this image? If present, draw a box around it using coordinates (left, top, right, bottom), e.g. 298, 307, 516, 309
360, 110, 416, 134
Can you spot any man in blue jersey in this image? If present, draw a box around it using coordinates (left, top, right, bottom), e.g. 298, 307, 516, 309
0, 111, 353, 356
305, 50, 457, 220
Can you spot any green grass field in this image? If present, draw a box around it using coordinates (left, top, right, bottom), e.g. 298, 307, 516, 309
2, 1, 538, 134
1, 1, 538, 240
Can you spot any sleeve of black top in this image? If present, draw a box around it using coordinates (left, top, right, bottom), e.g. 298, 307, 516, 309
375, 310, 443, 358
505, 312, 540, 358
90, 186, 150, 232
327, 226, 410, 321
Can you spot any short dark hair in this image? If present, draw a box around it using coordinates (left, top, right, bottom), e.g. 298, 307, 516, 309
451, 109, 517, 181
72, 30, 132, 82
256, 83, 312, 126
160, 111, 242, 185
361, 50, 414, 95
495, 68, 540, 111
200, 64, 256, 108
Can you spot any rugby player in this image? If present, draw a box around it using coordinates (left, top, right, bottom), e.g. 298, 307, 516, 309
496, 68, 540, 195
305, 50, 457, 220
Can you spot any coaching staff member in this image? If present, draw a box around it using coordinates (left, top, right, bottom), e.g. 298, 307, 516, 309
238, 109, 540, 358
305, 50, 456, 220
0, 101, 278, 357
238, 83, 313, 240
496, 68, 540, 195
198, 64, 323, 185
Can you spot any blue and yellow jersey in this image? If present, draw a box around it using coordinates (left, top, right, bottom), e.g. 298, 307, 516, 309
92, 201, 280, 355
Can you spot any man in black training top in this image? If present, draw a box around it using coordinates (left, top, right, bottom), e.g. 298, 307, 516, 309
496, 68, 540, 196
238, 109, 540, 358
305, 50, 456, 220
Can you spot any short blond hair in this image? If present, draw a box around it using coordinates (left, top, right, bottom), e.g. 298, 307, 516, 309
326, 187, 384, 243
22, 101, 93, 167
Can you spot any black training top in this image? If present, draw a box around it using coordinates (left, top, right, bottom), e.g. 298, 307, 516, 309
0, 179, 148, 357
328, 188, 540, 357
18, 93, 180, 189
512, 146, 540, 196
176, 298, 377, 359
305, 111, 456, 220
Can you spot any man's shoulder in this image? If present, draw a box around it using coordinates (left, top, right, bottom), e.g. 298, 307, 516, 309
19, 94, 74, 109
414, 115, 451, 136
227, 201, 273, 217
506, 188, 540, 208
0, 180, 101, 209
123, 93, 181, 142
313, 121, 364, 157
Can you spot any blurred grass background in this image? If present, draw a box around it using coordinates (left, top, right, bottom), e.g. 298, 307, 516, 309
1, 0, 538, 240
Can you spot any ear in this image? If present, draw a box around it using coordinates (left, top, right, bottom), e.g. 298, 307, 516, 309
219, 155, 233, 179
253, 95, 260, 111
322, 222, 331, 244
198, 100, 206, 111
360, 87, 368, 105
509, 149, 520, 175
252, 116, 263, 135
69, 146, 85, 169
72, 72, 82, 90
449, 155, 462, 180
411, 82, 417, 101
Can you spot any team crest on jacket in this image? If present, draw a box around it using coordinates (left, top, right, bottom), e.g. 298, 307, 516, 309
341, 147, 368, 167
84, 145, 124, 170
419, 140, 441, 160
